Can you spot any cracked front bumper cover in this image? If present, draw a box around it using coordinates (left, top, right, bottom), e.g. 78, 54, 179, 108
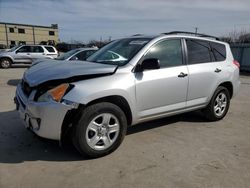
15, 83, 76, 140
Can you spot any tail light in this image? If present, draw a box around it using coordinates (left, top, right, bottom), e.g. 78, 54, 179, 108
233, 60, 240, 68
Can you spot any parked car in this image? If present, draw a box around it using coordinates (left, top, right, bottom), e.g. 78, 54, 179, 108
56, 47, 98, 61
0, 45, 58, 68
15, 32, 240, 158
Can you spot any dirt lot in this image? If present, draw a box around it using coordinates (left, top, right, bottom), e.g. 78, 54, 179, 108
0, 66, 250, 188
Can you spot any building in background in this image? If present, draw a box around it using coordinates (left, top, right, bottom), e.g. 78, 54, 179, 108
0, 22, 59, 48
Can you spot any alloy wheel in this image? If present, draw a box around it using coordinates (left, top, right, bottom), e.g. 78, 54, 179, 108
214, 92, 227, 117
1, 59, 10, 68
86, 113, 120, 151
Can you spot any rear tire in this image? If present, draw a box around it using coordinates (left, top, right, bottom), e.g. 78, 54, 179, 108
203, 86, 230, 121
0, 58, 12, 69
72, 102, 127, 158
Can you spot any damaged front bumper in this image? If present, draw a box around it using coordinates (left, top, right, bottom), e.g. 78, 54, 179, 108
15, 83, 77, 140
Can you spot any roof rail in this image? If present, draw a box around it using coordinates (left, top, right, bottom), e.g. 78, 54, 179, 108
131, 34, 143, 36
162, 31, 220, 41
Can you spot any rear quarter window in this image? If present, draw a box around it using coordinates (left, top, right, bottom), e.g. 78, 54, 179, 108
44, 46, 56, 53
210, 42, 226, 61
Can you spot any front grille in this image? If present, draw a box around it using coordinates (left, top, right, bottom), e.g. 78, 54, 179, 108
21, 80, 32, 97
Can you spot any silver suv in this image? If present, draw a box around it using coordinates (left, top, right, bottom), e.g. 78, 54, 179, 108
15, 32, 240, 158
0, 45, 58, 68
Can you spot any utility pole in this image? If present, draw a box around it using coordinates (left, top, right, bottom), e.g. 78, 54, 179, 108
32, 26, 36, 44
99, 36, 102, 47
4, 23, 9, 48
195, 27, 198, 34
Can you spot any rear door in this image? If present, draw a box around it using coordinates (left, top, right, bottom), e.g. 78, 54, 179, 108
135, 39, 189, 119
30, 46, 45, 60
185, 39, 226, 107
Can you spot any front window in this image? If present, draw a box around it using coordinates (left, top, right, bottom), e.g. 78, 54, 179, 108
144, 39, 183, 68
87, 38, 152, 66
16, 46, 31, 53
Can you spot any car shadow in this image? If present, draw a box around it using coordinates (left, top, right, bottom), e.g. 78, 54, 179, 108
0, 110, 84, 163
7, 79, 21, 86
127, 111, 206, 135
0, 109, 207, 163
11, 65, 30, 68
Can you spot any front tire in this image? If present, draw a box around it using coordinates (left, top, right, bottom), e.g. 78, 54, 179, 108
0, 58, 12, 69
203, 86, 230, 121
72, 102, 127, 158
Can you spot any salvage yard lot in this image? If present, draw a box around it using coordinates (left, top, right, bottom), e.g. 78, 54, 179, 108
0, 67, 250, 188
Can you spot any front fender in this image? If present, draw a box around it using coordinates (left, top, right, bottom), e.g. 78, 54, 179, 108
63, 73, 137, 122
0, 54, 14, 62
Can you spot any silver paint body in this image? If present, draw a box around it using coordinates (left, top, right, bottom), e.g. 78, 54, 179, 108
0, 45, 58, 64
15, 35, 240, 140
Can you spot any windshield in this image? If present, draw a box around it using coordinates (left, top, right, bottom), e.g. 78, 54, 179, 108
56, 49, 80, 60
8, 46, 20, 52
87, 38, 152, 65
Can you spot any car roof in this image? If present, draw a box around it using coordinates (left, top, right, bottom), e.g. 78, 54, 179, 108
77, 47, 99, 51
17, 45, 55, 47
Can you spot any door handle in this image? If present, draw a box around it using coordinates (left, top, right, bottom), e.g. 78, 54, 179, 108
27, 53, 30, 55
178, 72, 188, 78
214, 68, 221, 73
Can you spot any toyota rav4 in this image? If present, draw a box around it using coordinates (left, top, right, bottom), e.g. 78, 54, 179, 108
15, 32, 240, 158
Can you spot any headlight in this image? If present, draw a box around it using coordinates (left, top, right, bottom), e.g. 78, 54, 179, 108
37, 83, 70, 102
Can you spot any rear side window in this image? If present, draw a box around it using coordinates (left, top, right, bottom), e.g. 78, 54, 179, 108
210, 42, 226, 61
44, 46, 55, 53
32, 46, 44, 53
186, 39, 211, 64
144, 39, 183, 68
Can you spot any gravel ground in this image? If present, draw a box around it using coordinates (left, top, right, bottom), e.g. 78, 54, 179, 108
0, 66, 250, 188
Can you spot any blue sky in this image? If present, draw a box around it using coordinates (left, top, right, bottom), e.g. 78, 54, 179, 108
0, 0, 250, 42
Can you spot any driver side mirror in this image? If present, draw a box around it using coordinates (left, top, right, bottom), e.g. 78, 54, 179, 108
135, 58, 160, 72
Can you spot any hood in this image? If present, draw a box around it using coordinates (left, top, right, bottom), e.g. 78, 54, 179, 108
24, 60, 118, 87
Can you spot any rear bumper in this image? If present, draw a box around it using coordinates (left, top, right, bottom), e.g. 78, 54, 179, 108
232, 68, 241, 98
233, 80, 241, 97
15, 83, 75, 140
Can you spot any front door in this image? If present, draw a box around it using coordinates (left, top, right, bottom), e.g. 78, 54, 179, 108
135, 39, 189, 119
14, 46, 32, 63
